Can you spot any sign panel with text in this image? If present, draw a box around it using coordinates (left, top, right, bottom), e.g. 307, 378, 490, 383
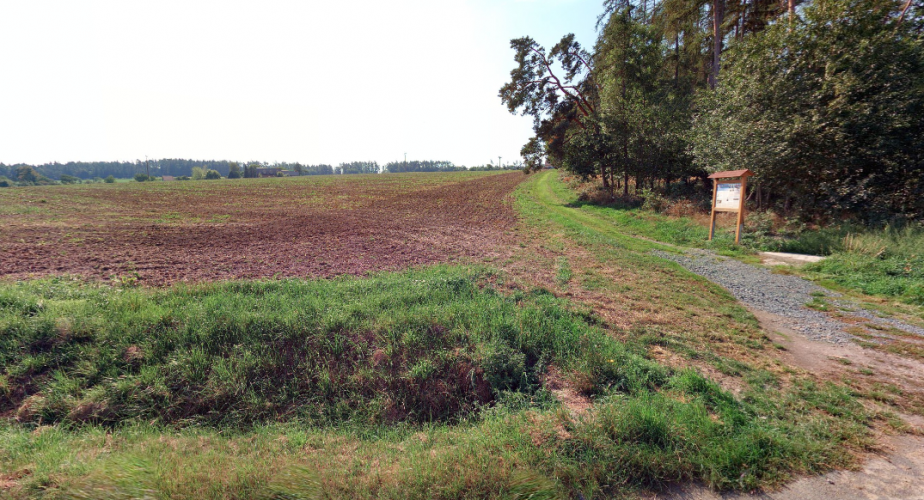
708, 169, 752, 244
715, 182, 742, 211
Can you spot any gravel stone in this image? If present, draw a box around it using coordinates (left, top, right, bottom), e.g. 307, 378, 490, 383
651, 249, 924, 345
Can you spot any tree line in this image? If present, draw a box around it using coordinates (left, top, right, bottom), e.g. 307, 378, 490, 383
1, 158, 523, 186
502, 0, 923, 222
0, 159, 243, 181
385, 160, 462, 173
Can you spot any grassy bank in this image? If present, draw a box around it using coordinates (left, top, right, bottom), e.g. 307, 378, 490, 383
0, 263, 873, 498
791, 226, 924, 306
1, 267, 654, 428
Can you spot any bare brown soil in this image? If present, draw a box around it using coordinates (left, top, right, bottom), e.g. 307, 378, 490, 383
0, 173, 525, 285
654, 433, 924, 500
752, 308, 924, 425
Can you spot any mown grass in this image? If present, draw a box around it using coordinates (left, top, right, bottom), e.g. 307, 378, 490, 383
0, 263, 873, 498
552, 181, 749, 257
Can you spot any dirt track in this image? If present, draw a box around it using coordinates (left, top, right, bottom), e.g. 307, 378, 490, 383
0, 172, 525, 284
656, 250, 924, 500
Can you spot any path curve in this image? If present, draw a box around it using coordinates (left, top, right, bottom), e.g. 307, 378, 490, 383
531, 171, 924, 500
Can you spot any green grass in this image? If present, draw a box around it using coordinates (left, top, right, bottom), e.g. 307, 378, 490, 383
0, 267, 660, 428
794, 226, 924, 305
556, 174, 924, 306
547, 174, 748, 256
0, 266, 874, 497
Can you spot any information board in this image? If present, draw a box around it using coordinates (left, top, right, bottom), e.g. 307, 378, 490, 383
715, 182, 742, 211
707, 169, 752, 244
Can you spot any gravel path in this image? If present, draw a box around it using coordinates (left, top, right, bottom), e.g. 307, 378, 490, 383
653, 249, 924, 344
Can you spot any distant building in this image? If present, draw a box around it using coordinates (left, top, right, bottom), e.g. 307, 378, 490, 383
279, 170, 300, 177
162, 175, 175, 181
255, 167, 282, 177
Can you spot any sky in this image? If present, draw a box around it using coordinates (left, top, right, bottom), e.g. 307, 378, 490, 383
0, 0, 604, 167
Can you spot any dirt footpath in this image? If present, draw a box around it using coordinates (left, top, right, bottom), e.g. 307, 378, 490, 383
656, 250, 924, 500
655, 432, 924, 500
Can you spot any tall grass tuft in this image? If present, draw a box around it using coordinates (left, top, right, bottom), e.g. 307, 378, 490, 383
800, 224, 924, 305
0, 267, 662, 427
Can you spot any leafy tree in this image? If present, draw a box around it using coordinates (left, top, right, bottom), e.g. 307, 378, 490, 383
204, 169, 221, 180
502, 5, 701, 193
227, 162, 242, 179
520, 137, 546, 172
133, 173, 152, 182
244, 163, 260, 178
303, 164, 334, 175
0, 176, 12, 187
0, 158, 338, 180
191, 167, 207, 180
59, 174, 81, 184
104, 175, 116, 184
596, 6, 679, 193
500, 34, 599, 175
689, 0, 924, 220
15, 166, 44, 184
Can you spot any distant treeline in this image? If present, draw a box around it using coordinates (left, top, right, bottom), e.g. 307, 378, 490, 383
385, 160, 462, 173
0, 158, 525, 185
335, 161, 379, 175
0, 159, 242, 180
273, 163, 335, 176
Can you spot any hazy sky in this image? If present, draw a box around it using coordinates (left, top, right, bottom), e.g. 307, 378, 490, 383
0, 0, 603, 167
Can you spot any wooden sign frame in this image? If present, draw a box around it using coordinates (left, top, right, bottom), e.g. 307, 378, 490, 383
708, 169, 753, 244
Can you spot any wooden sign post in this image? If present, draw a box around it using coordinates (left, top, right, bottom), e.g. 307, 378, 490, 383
708, 169, 753, 244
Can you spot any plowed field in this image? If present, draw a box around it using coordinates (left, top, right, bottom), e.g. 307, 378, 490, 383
0, 172, 524, 284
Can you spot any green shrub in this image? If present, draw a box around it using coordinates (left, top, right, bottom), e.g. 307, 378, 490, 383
205, 169, 221, 180
133, 173, 152, 182
0, 176, 11, 187
104, 175, 116, 183
59, 174, 81, 184
639, 188, 668, 213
